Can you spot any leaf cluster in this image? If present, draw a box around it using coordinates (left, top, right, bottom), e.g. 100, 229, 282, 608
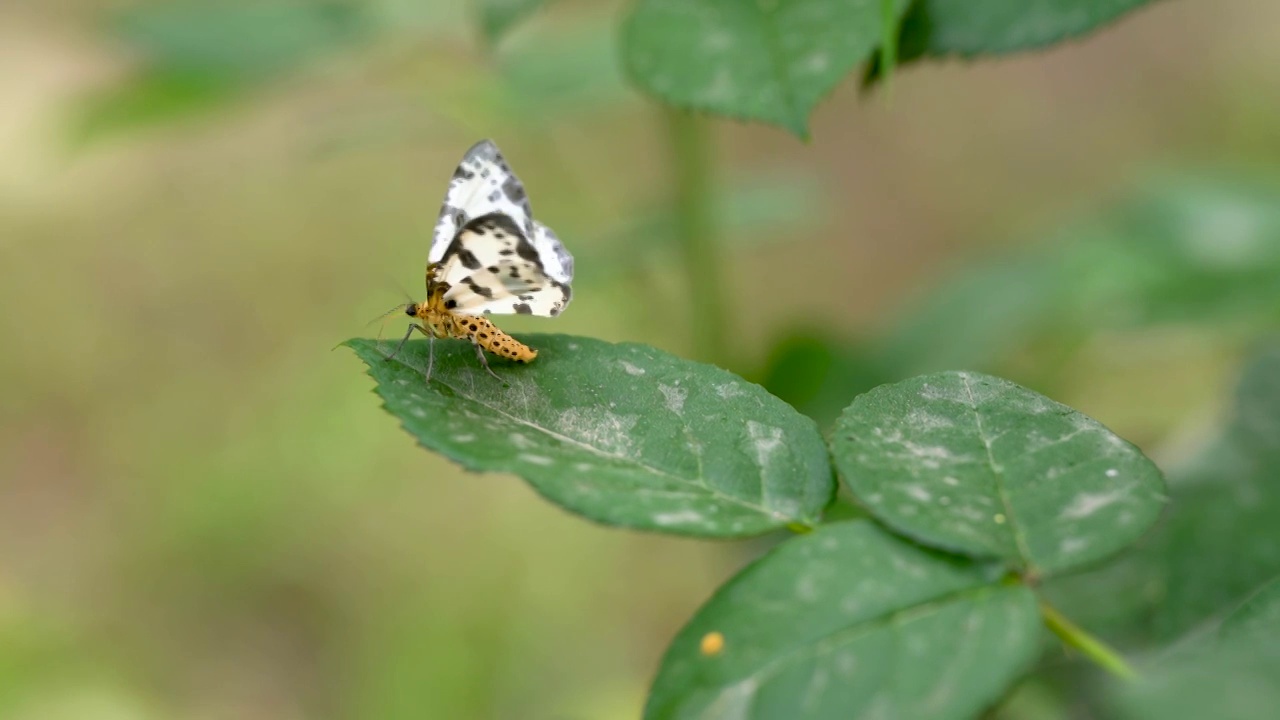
343, 334, 1280, 719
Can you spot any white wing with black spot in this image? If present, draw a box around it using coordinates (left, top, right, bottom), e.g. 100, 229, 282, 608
435, 215, 572, 317
531, 221, 573, 284
429, 139, 534, 264
429, 139, 574, 317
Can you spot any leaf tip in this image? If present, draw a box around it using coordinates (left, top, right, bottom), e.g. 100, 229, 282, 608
785, 119, 813, 142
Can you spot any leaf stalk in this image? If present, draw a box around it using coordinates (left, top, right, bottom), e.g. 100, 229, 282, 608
1040, 601, 1137, 681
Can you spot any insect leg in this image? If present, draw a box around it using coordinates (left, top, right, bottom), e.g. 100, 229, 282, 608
384, 323, 426, 362
424, 333, 436, 384
473, 342, 503, 382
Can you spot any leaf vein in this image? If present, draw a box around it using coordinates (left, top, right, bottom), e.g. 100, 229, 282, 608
960, 373, 1035, 570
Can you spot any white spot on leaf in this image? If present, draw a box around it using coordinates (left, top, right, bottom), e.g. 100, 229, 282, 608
905, 485, 932, 502
659, 384, 687, 415
620, 360, 645, 376
1059, 537, 1089, 555
795, 575, 818, 602
804, 52, 829, 74
653, 510, 704, 526
556, 407, 639, 456
703, 29, 733, 51
715, 383, 745, 399
1060, 490, 1125, 520
747, 421, 784, 467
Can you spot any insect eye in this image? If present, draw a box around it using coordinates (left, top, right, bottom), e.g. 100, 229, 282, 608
405, 304, 418, 316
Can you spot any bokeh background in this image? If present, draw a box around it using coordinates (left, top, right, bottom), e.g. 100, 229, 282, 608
2, 1, 1279, 718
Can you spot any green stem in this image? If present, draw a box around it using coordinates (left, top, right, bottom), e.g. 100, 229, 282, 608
878, 0, 899, 87
1040, 602, 1137, 681
664, 108, 728, 366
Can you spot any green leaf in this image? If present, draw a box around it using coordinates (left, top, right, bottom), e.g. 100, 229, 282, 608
1114, 588, 1280, 720
477, 0, 549, 44
898, 0, 1159, 60
1044, 343, 1280, 644
620, 0, 913, 138
645, 521, 1042, 719
1220, 576, 1280, 642
346, 335, 834, 537
832, 371, 1166, 576
864, 0, 1159, 84
1116, 638, 1280, 720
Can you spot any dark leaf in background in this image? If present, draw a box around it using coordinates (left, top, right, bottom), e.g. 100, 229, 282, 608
620, 0, 913, 137
867, 0, 1160, 82
1114, 577, 1280, 720
900, 0, 1158, 58
757, 332, 890, 429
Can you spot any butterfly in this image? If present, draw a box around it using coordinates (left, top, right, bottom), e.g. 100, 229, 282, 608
386, 139, 574, 381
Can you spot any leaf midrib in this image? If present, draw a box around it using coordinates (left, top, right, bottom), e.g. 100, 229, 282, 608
961, 373, 1035, 571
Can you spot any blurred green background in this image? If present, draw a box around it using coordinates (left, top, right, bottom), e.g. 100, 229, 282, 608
2, 1, 1279, 718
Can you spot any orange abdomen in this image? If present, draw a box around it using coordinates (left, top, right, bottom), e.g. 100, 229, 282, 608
447, 313, 538, 363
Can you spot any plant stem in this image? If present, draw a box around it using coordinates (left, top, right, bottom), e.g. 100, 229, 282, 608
1040, 602, 1137, 681
665, 108, 728, 366
878, 0, 899, 85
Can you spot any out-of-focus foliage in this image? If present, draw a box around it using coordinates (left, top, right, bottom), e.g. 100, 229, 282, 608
115, 1, 370, 80
766, 172, 1280, 429
478, 0, 552, 44
881, 173, 1280, 377
74, 0, 375, 144
1114, 579, 1280, 720
1045, 343, 1280, 646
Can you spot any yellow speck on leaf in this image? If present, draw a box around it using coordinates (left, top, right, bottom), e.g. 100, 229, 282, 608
700, 631, 725, 656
